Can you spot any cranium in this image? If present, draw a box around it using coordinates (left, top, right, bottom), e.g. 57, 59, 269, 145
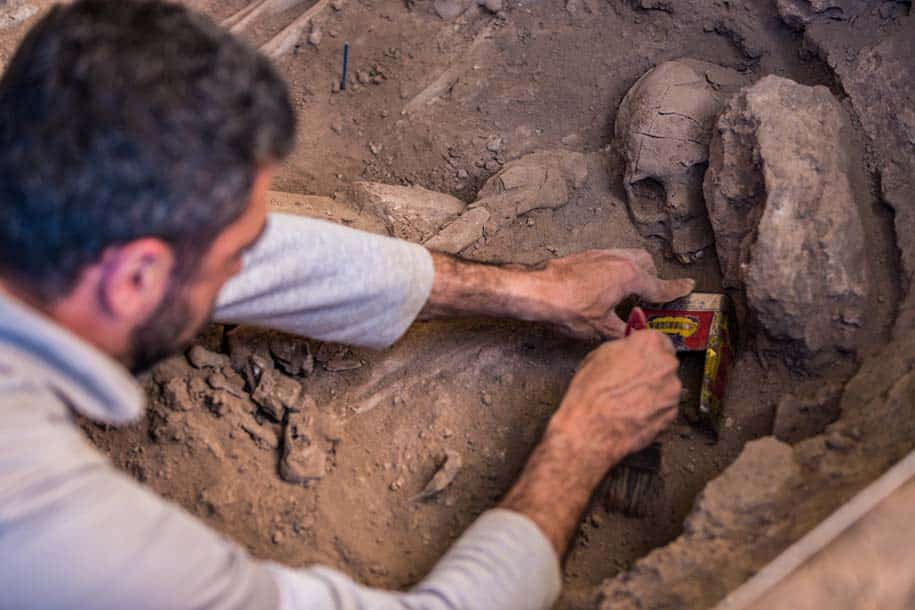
615, 58, 745, 263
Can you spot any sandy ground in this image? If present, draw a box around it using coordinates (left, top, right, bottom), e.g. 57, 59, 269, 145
1, 1, 911, 608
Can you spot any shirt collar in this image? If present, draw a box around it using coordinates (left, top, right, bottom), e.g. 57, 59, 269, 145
0, 291, 144, 424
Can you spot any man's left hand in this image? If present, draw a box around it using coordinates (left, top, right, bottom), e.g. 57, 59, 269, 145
422, 249, 695, 341
532, 249, 695, 340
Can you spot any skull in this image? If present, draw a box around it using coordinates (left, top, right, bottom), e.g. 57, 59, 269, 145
615, 59, 746, 263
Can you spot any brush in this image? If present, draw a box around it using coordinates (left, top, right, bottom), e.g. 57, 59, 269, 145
603, 307, 665, 517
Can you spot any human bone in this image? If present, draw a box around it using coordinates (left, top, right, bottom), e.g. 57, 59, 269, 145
615, 58, 745, 263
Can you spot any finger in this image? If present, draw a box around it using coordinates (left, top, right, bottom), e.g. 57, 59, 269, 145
598, 312, 627, 339
632, 275, 696, 304
632, 328, 677, 356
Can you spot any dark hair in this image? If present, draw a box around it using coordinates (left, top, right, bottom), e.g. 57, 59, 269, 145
0, 0, 295, 299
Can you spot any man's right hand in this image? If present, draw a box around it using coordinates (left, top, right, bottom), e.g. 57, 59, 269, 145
549, 329, 681, 471
500, 330, 681, 557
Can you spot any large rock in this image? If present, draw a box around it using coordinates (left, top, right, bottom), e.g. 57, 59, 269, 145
834, 30, 915, 327
598, 438, 802, 610
704, 76, 870, 355
615, 59, 746, 263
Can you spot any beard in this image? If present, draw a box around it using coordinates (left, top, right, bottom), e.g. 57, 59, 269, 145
127, 280, 206, 375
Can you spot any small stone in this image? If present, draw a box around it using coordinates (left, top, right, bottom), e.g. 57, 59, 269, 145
357, 70, 371, 85
269, 336, 314, 377
252, 367, 303, 420
325, 358, 363, 372
272, 531, 284, 544
207, 371, 246, 398
187, 345, 231, 369
307, 28, 322, 46
280, 411, 328, 485
481, 392, 493, 405
331, 81, 341, 94
484, 159, 502, 172
161, 378, 193, 412
331, 117, 344, 134
457, 168, 469, 180
413, 450, 462, 501
561, 133, 581, 147
486, 135, 503, 153
331, 0, 345, 10
369, 142, 383, 156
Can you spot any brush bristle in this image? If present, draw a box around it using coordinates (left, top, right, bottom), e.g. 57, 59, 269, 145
604, 444, 663, 518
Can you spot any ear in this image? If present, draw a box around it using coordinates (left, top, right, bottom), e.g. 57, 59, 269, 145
98, 238, 176, 323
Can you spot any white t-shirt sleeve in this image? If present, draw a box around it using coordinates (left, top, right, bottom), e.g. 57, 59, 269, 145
266, 510, 562, 610
214, 213, 435, 349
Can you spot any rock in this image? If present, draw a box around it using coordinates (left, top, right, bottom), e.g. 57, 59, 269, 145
186, 345, 231, 369
206, 370, 246, 398
566, 0, 600, 15
226, 327, 273, 380
251, 367, 304, 420
424, 207, 490, 254
483, 159, 502, 173
307, 27, 322, 47
480, 0, 503, 11
351, 182, 466, 242
597, 438, 801, 609
615, 59, 746, 263
776, 0, 865, 31
773, 381, 844, 444
704, 76, 870, 356
269, 336, 314, 377
476, 150, 588, 230
637, 0, 672, 11
434, 0, 473, 19
240, 416, 280, 451
201, 388, 249, 417
486, 135, 503, 153
413, 450, 463, 501
324, 358, 362, 372
561, 133, 582, 147
280, 410, 327, 485
161, 378, 193, 412
330, 0, 345, 9
832, 31, 915, 322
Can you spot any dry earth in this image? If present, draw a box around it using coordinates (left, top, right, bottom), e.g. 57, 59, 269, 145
2, 1, 912, 608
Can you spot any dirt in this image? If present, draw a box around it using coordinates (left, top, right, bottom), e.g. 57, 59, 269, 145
2, 1, 913, 609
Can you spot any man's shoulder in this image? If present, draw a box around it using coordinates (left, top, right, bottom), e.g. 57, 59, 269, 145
0, 344, 70, 415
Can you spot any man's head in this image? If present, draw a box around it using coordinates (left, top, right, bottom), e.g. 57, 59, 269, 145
0, 0, 294, 371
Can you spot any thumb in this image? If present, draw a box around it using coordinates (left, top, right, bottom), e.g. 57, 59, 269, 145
633, 276, 695, 305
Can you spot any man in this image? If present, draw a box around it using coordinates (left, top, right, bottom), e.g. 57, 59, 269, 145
0, 2, 690, 609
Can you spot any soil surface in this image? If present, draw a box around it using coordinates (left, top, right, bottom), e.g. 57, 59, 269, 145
3, 1, 912, 609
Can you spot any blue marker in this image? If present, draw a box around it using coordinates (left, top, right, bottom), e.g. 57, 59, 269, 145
341, 42, 350, 91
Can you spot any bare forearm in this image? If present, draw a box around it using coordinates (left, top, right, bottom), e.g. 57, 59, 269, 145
500, 429, 623, 558
419, 252, 552, 322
